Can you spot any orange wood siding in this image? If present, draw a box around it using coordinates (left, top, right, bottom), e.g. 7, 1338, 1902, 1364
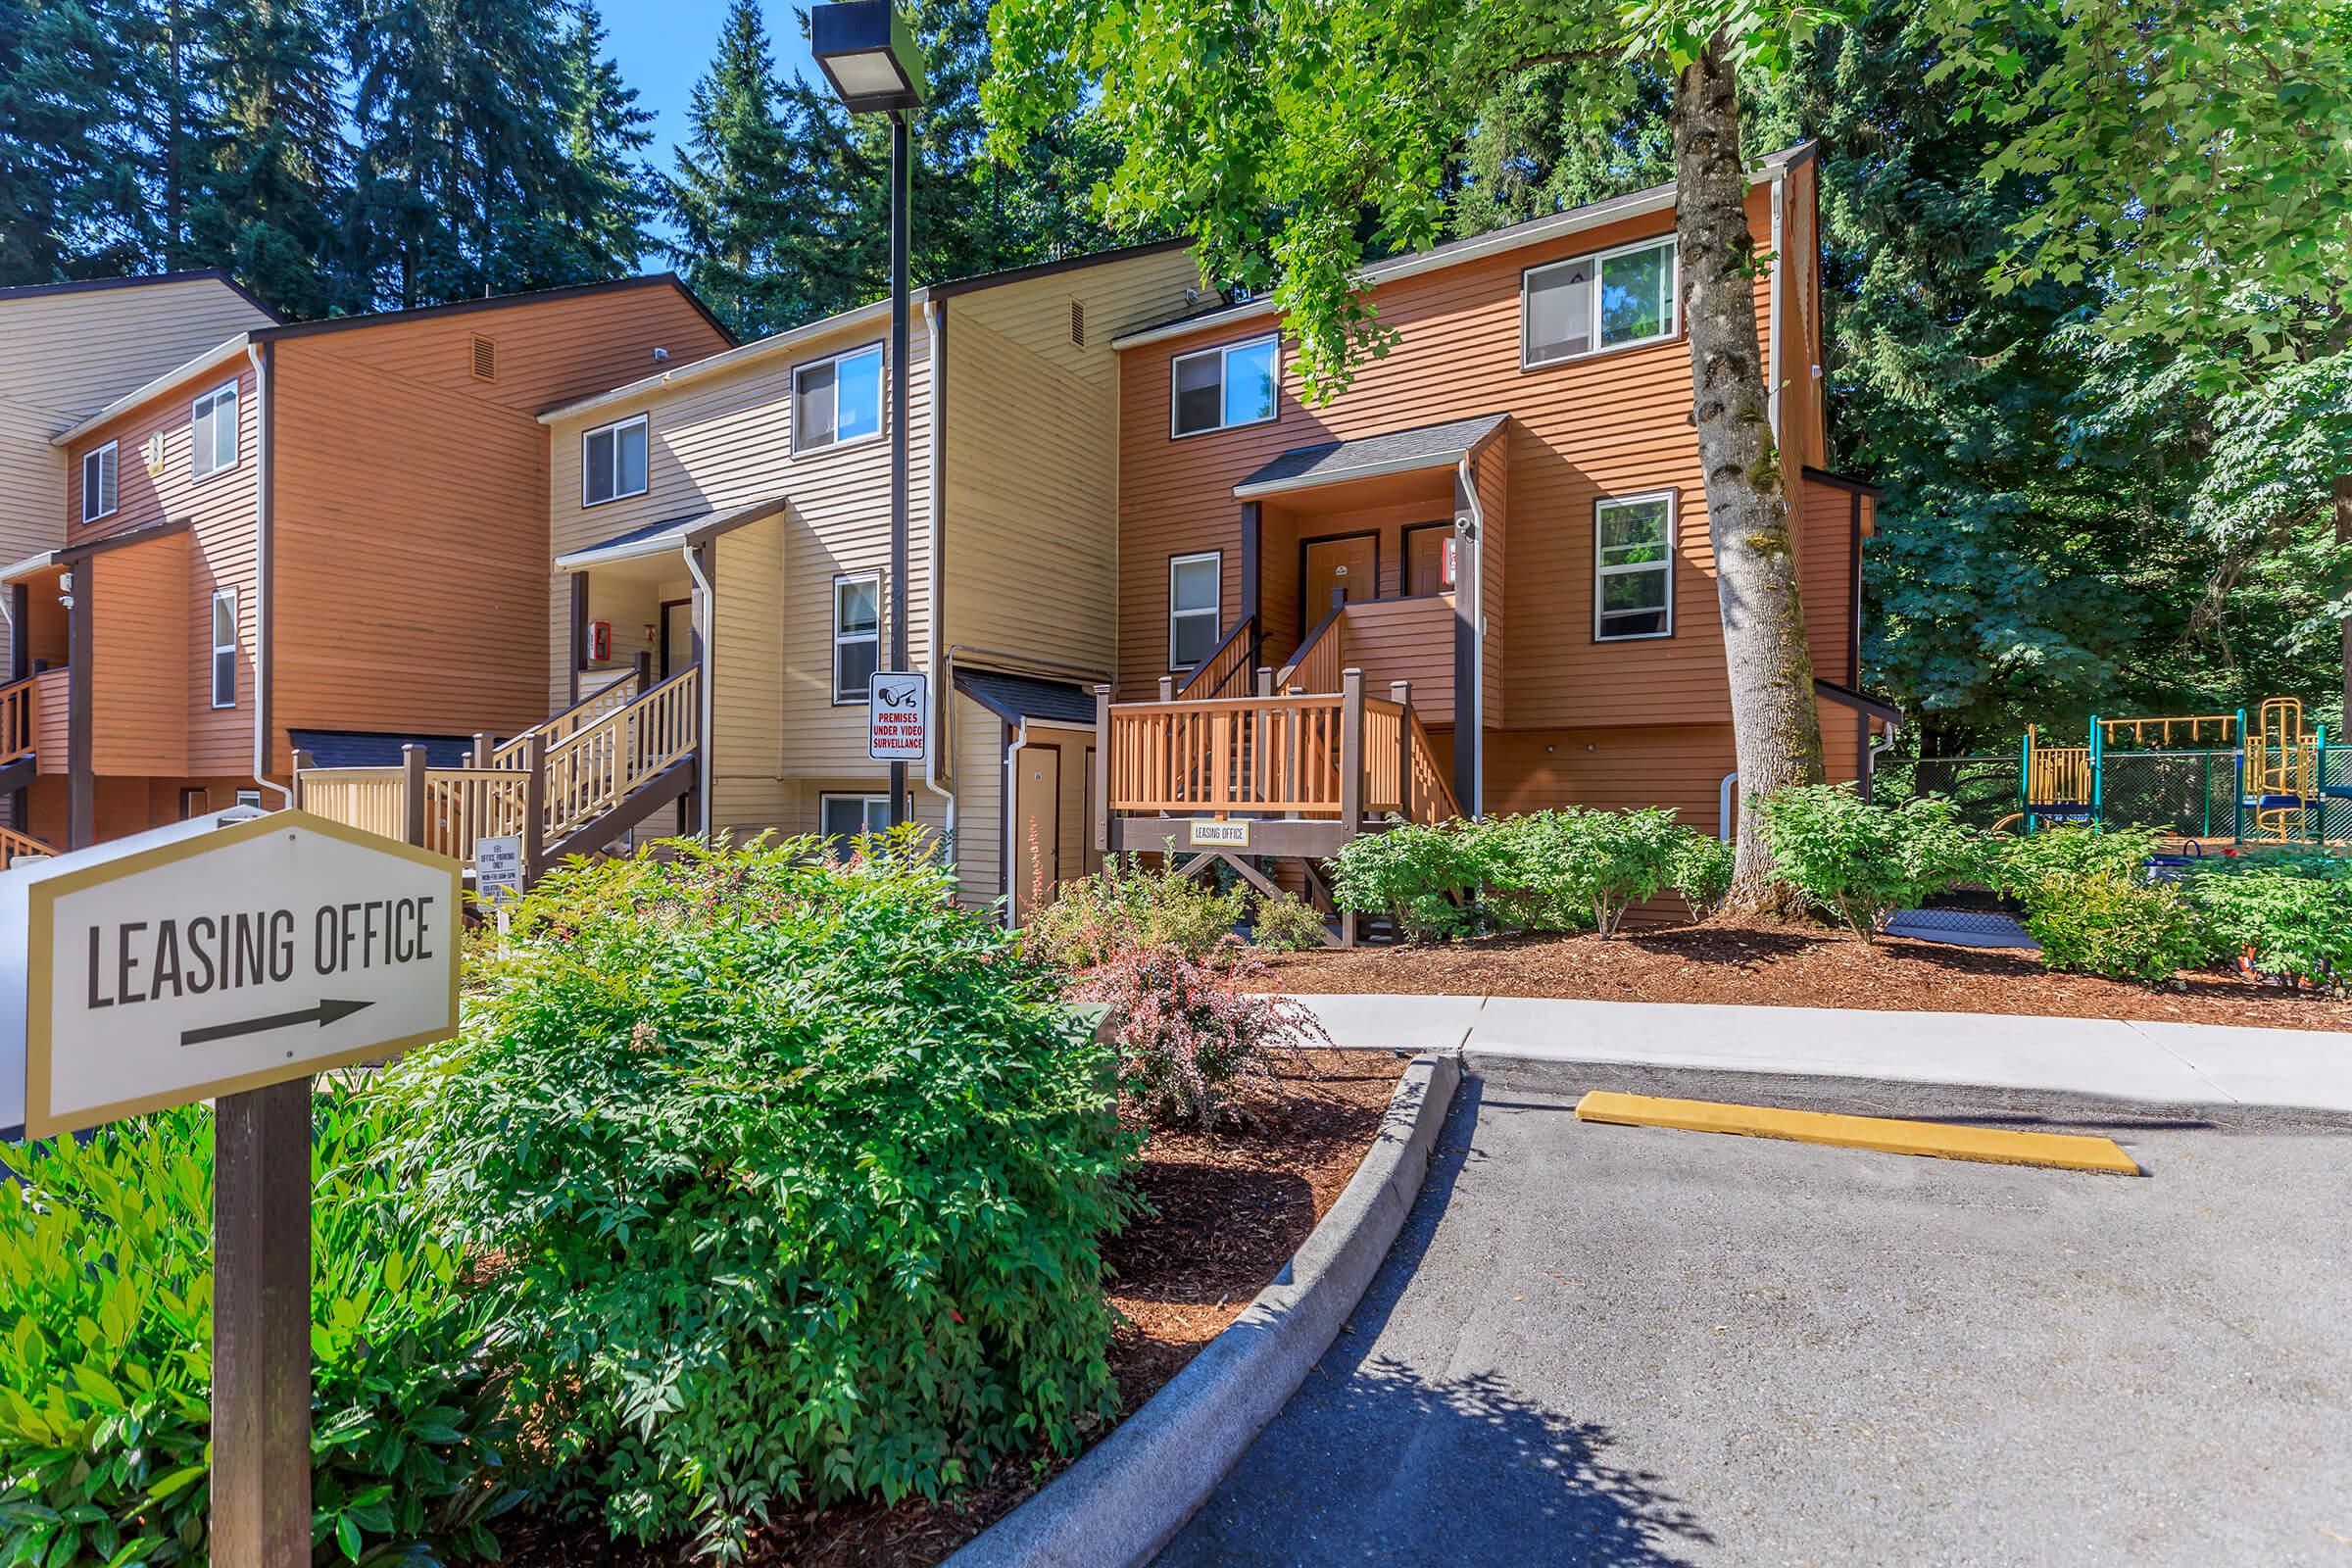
271, 284, 730, 768
87, 531, 191, 773
1114, 179, 1840, 742
1797, 473, 1860, 689
1474, 439, 1506, 727
1342, 595, 1455, 723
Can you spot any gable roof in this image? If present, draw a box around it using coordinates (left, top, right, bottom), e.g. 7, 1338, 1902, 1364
955, 668, 1100, 728
1111, 142, 1816, 351
1234, 413, 1508, 499
0, 268, 280, 319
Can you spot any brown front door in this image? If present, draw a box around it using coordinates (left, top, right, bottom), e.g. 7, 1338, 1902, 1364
1302, 534, 1378, 621
1014, 744, 1061, 920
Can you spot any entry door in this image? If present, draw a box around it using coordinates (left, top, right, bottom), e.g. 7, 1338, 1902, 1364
1303, 535, 1378, 621
1014, 746, 1062, 920
659, 599, 693, 678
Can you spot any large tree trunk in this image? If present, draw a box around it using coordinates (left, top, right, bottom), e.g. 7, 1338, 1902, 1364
2337, 472, 2349, 726
1673, 37, 1826, 916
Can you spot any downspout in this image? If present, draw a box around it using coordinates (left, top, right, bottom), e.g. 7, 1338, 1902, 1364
1455, 451, 1487, 816
1766, 168, 1787, 442
1720, 771, 1739, 841
682, 540, 713, 838
247, 340, 290, 808
1001, 718, 1026, 927
1865, 718, 1899, 803
924, 297, 953, 813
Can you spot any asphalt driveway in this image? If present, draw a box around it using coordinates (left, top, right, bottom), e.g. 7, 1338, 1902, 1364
1156, 1072, 2352, 1567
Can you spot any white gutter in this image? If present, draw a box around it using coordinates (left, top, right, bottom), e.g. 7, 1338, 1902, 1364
52, 333, 252, 446
683, 540, 715, 837
1002, 718, 1026, 927
1767, 167, 1787, 441
247, 343, 290, 808
1720, 772, 1739, 841
924, 297, 951, 804
1455, 450, 1487, 818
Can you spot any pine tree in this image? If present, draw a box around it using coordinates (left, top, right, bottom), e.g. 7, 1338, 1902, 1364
552, 3, 655, 277
185, 0, 345, 317
0, 0, 150, 282
664, 0, 804, 335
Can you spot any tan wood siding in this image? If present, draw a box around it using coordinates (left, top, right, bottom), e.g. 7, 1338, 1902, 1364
709, 517, 788, 834
951, 691, 1004, 908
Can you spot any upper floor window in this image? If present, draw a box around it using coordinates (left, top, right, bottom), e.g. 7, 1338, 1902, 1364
1168, 551, 1222, 667
796, 344, 884, 454
1593, 491, 1675, 641
81, 441, 118, 523
1170, 334, 1277, 437
833, 571, 881, 703
191, 382, 239, 478
211, 589, 238, 707
1524, 237, 1678, 368
583, 414, 649, 507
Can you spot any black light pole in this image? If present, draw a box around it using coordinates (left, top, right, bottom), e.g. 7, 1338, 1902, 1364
812, 1, 924, 828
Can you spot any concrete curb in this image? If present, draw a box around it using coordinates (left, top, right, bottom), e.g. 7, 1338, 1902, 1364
942, 1052, 1462, 1568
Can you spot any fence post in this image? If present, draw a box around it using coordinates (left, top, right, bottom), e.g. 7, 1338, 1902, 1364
1390, 681, 1413, 820
400, 745, 426, 848
1093, 685, 1112, 856
521, 732, 547, 883
1255, 666, 1273, 697
290, 750, 314, 812
471, 731, 493, 768
1158, 674, 1175, 703
1339, 667, 1364, 830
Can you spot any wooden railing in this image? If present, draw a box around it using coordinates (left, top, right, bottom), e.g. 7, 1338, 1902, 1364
543, 666, 699, 840
485, 671, 641, 769
0, 672, 39, 766
2027, 743, 2093, 807
297, 769, 409, 841
1278, 597, 1347, 694
1174, 614, 1259, 700
1404, 710, 1459, 823
0, 824, 58, 866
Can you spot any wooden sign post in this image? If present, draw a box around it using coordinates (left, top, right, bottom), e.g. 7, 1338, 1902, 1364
1, 809, 462, 1568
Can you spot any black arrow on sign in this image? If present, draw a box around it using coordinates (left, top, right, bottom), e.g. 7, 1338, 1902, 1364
180, 998, 374, 1049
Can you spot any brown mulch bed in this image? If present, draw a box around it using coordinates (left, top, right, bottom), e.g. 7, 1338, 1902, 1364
503, 1051, 1407, 1568
1250, 919, 2352, 1033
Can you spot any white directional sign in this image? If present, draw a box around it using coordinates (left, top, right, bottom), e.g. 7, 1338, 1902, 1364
475, 834, 523, 905
0, 810, 460, 1139
868, 670, 928, 762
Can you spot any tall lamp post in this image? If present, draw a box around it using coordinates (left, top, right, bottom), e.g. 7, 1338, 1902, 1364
812, 1, 924, 827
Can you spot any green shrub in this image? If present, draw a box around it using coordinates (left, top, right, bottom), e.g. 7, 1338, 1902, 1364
1480, 808, 1689, 937
1327, 819, 1484, 942
2022, 870, 2213, 983
0, 1092, 515, 1568
2187, 867, 2352, 986
1249, 889, 1330, 951
1024, 849, 1245, 969
377, 832, 1137, 1560
1071, 942, 1328, 1127
1669, 832, 1737, 921
1986, 824, 2167, 899
1755, 784, 1983, 941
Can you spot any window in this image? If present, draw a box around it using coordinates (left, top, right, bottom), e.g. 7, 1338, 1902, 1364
1523, 237, 1678, 367
191, 382, 239, 478
1170, 334, 1278, 437
1593, 492, 1675, 641
832, 572, 880, 703
235, 789, 262, 808
795, 344, 884, 454
1168, 552, 1221, 668
1405, 524, 1456, 596
211, 589, 237, 707
582, 414, 649, 506
819, 793, 893, 844
81, 441, 118, 522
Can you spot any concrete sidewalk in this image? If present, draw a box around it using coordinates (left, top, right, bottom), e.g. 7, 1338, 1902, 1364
1287, 993, 2352, 1114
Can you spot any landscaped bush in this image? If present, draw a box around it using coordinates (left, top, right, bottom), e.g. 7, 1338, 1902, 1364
1986, 823, 2168, 899
2188, 865, 2352, 987
1024, 849, 1245, 969
1755, 783, 1983, 941
2022, 870, 2213, 983
374, 832, 1137, 1560
1071, 940, 1329, 1127
1480, 807, 1689, 938
1327, 818, 1484, 942
1249, 888, 1330, 951
1670, 831, 1737, 920
0, 1092, 515, 1568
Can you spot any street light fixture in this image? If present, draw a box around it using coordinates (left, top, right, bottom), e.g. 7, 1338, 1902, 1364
811, 1, 924, 828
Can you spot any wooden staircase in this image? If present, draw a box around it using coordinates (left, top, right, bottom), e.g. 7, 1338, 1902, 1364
295, 667, 700, 886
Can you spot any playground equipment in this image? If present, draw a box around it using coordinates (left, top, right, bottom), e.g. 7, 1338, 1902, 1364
2004, 698, 2350, 843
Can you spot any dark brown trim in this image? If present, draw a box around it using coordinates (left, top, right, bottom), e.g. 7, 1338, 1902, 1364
1239, 502, 1262, 629
1399, 519, 1459, 597
67, 565, 92, 849
567, 575, 588, 705
0, 268, 281, 319
1452, 468, 1479, 812
58, 514, 192, 564
250, 271, 738, 349
258, 339, 274, 780
1813, 677, 1901, 726
657, 598, 691, 679
997, 720, 1014, 910
8, 583, 25, 684
1297, 528, 1382, 627
928, 236, 1191, 302
1801, 465, 1884, 500
693, 539, 714, 839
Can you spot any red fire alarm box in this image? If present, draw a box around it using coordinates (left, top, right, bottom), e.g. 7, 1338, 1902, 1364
587, 619, 612, 662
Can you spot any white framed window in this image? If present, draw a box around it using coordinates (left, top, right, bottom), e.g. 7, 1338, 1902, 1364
191, 382, 239, 478
1523, 236, 1678, 368
819, 792, 892, 844
235, 788, 262, 808
832, 571, 881, 704
211, 589, 238, 707
794, 343, 884, 455
1168, 551, 1222, 668
582, 414, 649, 506
1593, 492, 1676, 641
1169, 334, 1278, 437
81, 441, 118, 522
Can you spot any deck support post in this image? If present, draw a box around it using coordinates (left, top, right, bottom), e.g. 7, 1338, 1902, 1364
290, 750, 314, 811
1256, 666, 1273, 697
400, 745, 426, 848
520, 732, 546, 883
66, 563, 92, 850
1157, 675, 1174, 703
470, 731, 493, 768
1392, 681, 1413, 820
1339, 667, 1364, 948
1092, 685, 1112, 856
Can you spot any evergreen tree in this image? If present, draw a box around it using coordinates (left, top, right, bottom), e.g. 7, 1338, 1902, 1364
185, 0, 345, 317
0, 0, 150, 282
551, 3, 656, 277
664, 0, 805, 335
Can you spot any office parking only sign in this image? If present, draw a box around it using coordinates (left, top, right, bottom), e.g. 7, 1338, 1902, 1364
868, 670, 928, 762
0, 810, 460, 1139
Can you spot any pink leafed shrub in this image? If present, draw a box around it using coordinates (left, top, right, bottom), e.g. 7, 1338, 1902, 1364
1069, 940, 1330, 1130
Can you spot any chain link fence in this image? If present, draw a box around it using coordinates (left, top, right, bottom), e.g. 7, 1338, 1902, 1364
1871, 755, 2020, 829
1878, 749, 2253, 839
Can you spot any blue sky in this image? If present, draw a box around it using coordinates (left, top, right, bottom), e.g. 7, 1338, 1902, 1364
601, 0, 821, 183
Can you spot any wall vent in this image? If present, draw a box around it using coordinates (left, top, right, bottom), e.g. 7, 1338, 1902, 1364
1069, 299, 1085, 347
143, 431, 166, 472
470, 334, 498, 381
